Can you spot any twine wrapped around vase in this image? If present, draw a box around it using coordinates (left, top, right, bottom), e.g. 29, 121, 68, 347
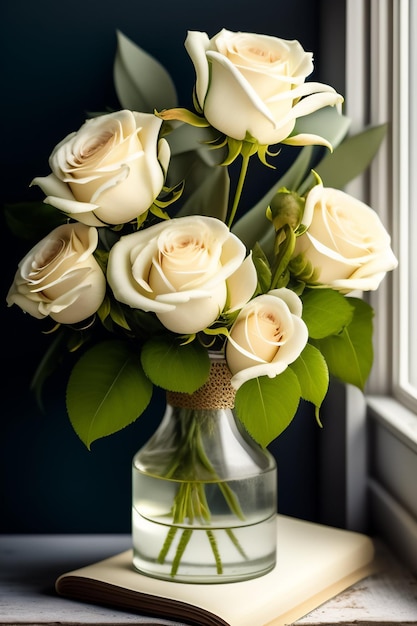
167, 359, 235, 410
133, 356, 277, 582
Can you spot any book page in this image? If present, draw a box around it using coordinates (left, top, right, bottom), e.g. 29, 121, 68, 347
56, 515, 376, 626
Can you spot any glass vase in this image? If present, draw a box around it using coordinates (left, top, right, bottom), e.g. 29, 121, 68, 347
132, 356, 277, 583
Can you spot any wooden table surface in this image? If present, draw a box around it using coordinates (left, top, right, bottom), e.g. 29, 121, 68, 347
0, 534, 416, 625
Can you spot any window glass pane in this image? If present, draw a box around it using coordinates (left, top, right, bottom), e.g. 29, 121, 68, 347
409, 0, 417, 392
394, 0, 417, 407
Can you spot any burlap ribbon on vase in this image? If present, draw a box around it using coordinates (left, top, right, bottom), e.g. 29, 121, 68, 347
167, 360, 235, 410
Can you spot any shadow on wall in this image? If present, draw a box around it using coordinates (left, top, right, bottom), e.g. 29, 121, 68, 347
1, 0, 322, 533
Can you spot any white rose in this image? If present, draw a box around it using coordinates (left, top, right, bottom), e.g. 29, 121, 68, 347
293, 185, 398, 291
31, 110, 171, 227
7, 223, 106, 324
185, 29, 343, 146
107, 215, 257, 334
226, 288, 308, 389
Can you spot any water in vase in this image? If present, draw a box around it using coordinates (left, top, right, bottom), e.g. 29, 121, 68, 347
132, 468, 277, 583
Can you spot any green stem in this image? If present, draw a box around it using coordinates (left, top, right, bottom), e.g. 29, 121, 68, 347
157, 526, 178, 564
171, 529, 193, 577
156, 408, 248, 576
206, 529, 223, 574
226, 528, 248, 559
270, 224, 296, 289
227, 152, 251, 229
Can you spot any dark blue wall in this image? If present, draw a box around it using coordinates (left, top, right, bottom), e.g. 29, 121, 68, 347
1, 0, 331, 533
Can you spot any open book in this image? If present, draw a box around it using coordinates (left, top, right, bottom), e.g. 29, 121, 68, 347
55, 515, 376, 626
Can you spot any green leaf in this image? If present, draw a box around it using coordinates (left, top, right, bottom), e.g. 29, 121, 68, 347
292, 106, 351, 150
165, 122, 225, 164
66, 340, 152, 449
113, 30, 177, 111
302, 289, 353, 338
176, 164, 230, 222
31, 327, 72, 410
100, 296, 131, 331
289, 343, 329, 409
298, 123, 387, 195
311, 298, 374, 390
4, 202, 66, 241
234, 369, 301, 447
141, 336, 210, 393
123, 307, 165, 337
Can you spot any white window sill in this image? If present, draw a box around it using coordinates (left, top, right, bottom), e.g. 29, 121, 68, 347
367, 395, 417, 453
366, 395, 417, 572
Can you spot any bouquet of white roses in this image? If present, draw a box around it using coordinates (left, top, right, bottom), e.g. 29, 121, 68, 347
6, 28, 397, 451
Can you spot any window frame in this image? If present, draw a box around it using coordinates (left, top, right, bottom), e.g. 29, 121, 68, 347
345, 0, 417, 571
